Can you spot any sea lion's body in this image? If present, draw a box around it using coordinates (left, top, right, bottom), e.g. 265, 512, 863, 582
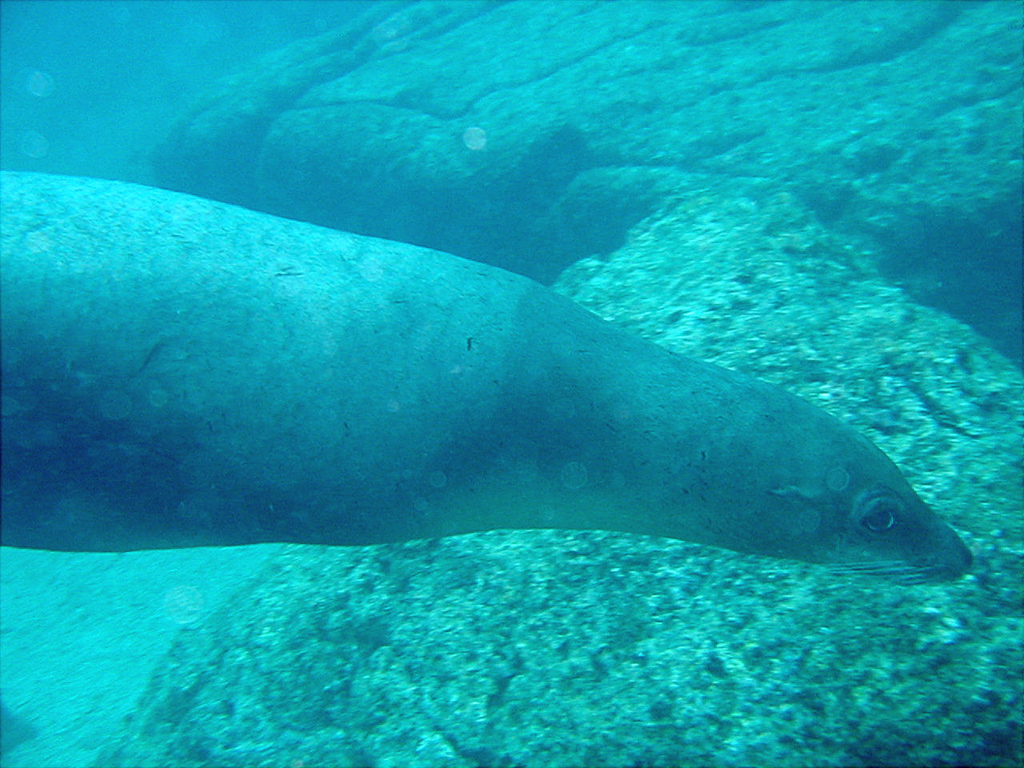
0, 173, 970, 579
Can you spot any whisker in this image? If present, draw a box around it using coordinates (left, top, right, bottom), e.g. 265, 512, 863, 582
830, 560, 913, 575
828, 560, 946, 583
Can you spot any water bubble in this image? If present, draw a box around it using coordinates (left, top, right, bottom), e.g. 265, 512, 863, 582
110, 4, 131, 26
462, 126, 487, 151
99, 390, 132, 420
788, 507, 820, 536
25, 230, 53, 254
359, 259, 384, 282
428, 470, 447, 489
826, 466, 850, 492
560, 461, 588, 490
148, 388, 170, 408
372, 12, 413, 46
19, 131, 48, 159
538, 504, 559, 526
25, 69, 54, 97
163, 585, 205, 626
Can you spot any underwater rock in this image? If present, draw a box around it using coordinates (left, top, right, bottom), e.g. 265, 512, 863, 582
150, 1, 1021, 360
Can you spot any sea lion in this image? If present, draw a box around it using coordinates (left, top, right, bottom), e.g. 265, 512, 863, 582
0, 172, 971, 580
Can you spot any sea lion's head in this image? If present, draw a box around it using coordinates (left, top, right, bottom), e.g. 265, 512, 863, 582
789, 426, 974, 582
765, 469, 972, 582
827, 481, 973, 582
759, 419, 973, 582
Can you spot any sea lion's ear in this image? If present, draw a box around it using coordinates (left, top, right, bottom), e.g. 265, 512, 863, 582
768, 484, 823, 503
769, 464, 852, 504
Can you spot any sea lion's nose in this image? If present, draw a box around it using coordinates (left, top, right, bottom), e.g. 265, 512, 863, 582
949, 533, 973, 576
931, 525, 973, 580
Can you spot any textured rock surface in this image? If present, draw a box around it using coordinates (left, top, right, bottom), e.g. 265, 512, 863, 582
151, 0, 1022, 359
99, 532, 1022, 768
99, 195, 1022, 768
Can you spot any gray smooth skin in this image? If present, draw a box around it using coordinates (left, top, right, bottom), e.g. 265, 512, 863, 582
0, 173, 971, 580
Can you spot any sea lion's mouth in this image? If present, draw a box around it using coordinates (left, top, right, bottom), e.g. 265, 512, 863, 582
829, 558, 970, 584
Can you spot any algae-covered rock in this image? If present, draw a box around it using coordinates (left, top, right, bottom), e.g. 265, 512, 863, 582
151, 1, 1022, 360
99, 528, 1021, 768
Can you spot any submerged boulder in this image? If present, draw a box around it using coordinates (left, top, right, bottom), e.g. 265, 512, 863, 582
151, 1, 1021, 360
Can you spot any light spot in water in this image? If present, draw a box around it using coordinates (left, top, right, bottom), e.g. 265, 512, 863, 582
163, 585, 205, 626
19, 130, 48, 159
148, 388, 170, 408
560, 461, 588, 490
372, 10, 414, 48
99, 390, 132, 420
463, 126, 487, 150
538, 504, 559, 525
826, 466, 850, 492
428, 470, 448, 489
359, 259, 384, 282
24, 69, 54, 97
25, 229, 53, 254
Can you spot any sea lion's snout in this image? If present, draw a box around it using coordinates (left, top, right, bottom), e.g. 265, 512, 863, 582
835, 486, 973, 582
922, 522, 973, 581
899, 498, 973, 582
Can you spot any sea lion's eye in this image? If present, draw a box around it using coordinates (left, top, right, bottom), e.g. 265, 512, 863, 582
851, 487, 901, 536
862, 503, 897, 532
855, 487, 902, 533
